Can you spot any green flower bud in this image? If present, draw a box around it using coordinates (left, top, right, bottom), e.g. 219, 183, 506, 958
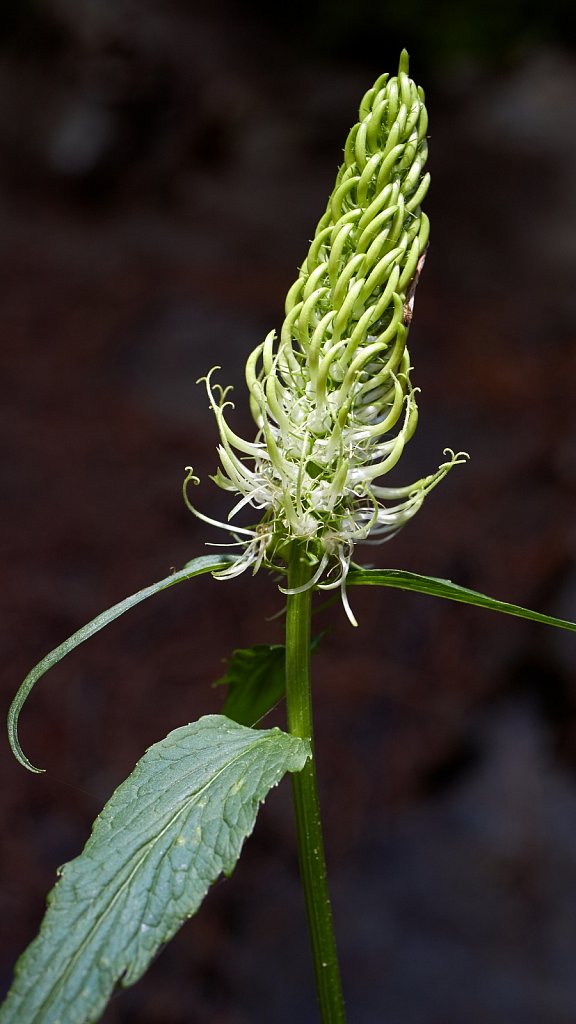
185, 52, 467, 623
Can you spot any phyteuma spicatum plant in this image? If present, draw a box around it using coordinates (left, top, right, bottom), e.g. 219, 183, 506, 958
3, 51, 576, 1024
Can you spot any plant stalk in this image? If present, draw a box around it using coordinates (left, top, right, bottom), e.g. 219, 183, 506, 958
285, 543, 347, 1023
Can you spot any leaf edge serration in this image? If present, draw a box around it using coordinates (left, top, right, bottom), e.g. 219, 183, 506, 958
0, 715, 310, 1024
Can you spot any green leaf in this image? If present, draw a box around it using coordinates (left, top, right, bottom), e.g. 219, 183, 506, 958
215, 644, 286, 726
8, 555, 233, 773
0, 715, 310, 1024
347, 567, 576, 632
215, 636, 325, 727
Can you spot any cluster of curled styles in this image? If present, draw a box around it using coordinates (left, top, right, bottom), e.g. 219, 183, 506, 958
184, 51, 467, 624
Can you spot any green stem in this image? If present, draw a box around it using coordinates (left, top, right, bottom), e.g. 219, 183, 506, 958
285, 543, 347, 1023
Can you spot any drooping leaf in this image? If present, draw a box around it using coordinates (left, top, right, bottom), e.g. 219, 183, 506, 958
0, 715, 310, 1024
8, 555, 233, 773
215, 644, 286, 726
347, 567, 576, 632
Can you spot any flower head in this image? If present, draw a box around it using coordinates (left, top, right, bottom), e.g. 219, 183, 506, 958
185, 51, 467, 622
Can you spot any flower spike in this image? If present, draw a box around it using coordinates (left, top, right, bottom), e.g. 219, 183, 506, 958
187, 52, 468, 617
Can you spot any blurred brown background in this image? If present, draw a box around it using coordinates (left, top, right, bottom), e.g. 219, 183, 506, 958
2, 1, 576, 1021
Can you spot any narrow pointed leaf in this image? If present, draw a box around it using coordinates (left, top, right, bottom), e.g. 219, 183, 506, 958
0, 715, 310, 1024
347, 567, 576, 632
8, 555, 233, 773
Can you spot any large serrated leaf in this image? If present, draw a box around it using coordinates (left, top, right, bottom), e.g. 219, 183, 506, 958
9, 554, 233, 772
347, 567, 576, 631
0, 715, 310, 1024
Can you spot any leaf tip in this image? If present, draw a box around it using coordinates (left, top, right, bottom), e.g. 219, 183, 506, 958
7, 710, 44, 774
13, 744, 45, 774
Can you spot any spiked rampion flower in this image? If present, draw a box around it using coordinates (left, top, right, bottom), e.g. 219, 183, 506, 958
184, 51, 467, 623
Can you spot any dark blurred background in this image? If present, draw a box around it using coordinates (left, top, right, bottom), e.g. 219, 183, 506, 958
2, 1, 576, 1021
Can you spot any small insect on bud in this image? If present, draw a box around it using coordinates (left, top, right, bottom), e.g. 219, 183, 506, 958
185, 52, 468, 623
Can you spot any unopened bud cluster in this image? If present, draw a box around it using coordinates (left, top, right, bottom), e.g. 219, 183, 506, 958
185, 52, 467, 621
